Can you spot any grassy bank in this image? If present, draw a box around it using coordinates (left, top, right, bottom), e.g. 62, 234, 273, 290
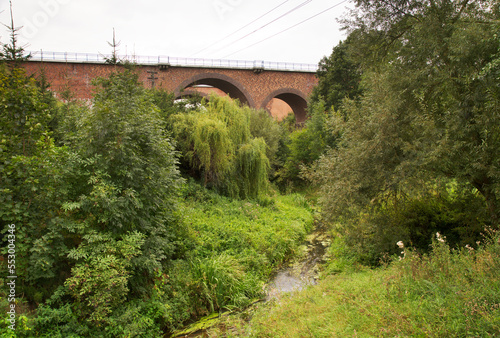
205, 229, 500, 337
159, 182, 315, 332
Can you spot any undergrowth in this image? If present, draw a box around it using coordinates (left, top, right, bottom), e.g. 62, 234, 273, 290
152, 181, 314, 332
210, 227, 500, 337
0, 181, 314, 336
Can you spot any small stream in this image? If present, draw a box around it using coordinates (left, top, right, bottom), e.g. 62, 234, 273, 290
266, 222, 330, 300
171, 223, 331, 337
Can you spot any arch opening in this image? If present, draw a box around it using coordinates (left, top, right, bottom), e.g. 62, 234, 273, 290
266, 98, 294, 121
175, 73, 253, 107
261, 89, 308, 124
184, 85, 228, 98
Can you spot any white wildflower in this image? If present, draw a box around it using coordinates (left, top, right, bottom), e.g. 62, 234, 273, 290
436, 232, 446, 243
397, 241, 406, 260
465, 244, 474, 251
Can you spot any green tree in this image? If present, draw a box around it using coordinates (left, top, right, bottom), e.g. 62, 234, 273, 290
310, 36, 363, 111
67, 70, 183, 272
0, 63, 66, 298
22, 69, 185, 332
278, 99, 338, 186
0, 67, 52, 156
1, 1, 30, 63
170, 95, 270, 199
103, 28, 122, 65
312, 0, 500, 257
248, 108, 282, 173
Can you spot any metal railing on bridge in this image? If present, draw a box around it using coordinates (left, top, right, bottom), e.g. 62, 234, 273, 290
27, 51, 319, 73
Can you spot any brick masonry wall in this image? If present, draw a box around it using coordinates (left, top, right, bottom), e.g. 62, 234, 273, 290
21, 61, 318, 119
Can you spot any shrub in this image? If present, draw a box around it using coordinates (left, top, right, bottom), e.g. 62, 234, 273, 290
331, 184, 489, 266
277, 100, 337, 186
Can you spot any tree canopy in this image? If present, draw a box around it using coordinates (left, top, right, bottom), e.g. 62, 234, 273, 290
310, 0, 499, 261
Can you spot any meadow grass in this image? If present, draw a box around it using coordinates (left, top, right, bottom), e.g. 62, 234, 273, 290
179, 184, 314, 274
164, 183, 315, 331
209, 229, 500, 337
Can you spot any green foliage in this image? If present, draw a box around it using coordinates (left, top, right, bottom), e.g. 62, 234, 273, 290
233, 230, 500, 337
67, 70, 183, 273
278, 100, 338, 186
0, 2, 31, 64
150, 182, 314, 330
311, 0, 500, 264
0, 66, 53, 157
180, 182, 313, 271
248, 109, 282, 171
174, 110, 233, 184
0, 61, 73, 303
0, 67, 186, 335
32, 296, 91, 336
103, 28, 122, 65
0, 296, 31, 337
171, 95, 271, 199
149, 88, 179, 121
310, 36, 363, 111
330, 184, 489, 265
235, 137, 270, 199
104, 299, 168, 337
65, 231, 145, 324
188, 253, 258, 313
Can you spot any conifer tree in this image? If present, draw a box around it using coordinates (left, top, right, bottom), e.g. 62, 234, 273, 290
1, 1, 30, 63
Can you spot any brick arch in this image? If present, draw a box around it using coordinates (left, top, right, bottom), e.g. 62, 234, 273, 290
261, 88, 309, 123
175, 73, 254, 107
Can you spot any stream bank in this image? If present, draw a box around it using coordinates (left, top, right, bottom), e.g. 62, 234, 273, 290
266, 221, 331, 300
170, 221, 331, 337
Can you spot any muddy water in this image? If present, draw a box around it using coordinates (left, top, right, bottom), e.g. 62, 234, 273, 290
171, 223, 331, 337
266, 222, 330, 300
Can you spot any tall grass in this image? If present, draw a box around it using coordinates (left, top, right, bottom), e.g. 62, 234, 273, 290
158, 182, 314, 331
216, 228, 500, 337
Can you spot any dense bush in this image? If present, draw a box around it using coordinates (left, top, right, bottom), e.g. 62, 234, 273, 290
330, 184, 489, 266
1, 67, 186, 335
277, 100, 338, 186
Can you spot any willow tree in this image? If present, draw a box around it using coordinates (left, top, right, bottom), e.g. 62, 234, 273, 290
171, 95, 270, 199
173, 111, 234, 185
236, 137, 270, 199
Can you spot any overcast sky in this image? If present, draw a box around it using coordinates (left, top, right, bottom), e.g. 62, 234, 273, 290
0, 0, 353, 65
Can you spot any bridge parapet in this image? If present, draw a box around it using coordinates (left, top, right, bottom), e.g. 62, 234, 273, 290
28, 51, 318, 73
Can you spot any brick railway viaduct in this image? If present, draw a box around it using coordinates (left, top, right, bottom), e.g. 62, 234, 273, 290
21, 54, 319, 123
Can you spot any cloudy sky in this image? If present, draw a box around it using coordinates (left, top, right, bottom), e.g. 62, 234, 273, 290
1, 0, 353, 65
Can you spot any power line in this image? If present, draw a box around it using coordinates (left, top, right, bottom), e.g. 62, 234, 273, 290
222, 0, 348, 59
190, 0, 292, 57
209, 0, 313, 57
